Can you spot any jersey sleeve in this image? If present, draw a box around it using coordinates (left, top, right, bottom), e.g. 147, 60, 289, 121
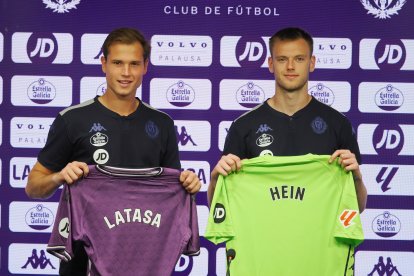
161, 117, 181, 170
46, 186, 74, 261
223, 121, 248, 159
333, 171, 364, 246
182, 196, 201, 256
339, 118, 362, 164
204, 175, 235, 245
38, 114, 73, 172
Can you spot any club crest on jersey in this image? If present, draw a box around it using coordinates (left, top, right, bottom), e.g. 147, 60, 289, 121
145, 120, 159, 139
90, 132, 108, 147
58, 217, 70, 238
256, 133, 274, 147
213, 203, 226, 223
256, 123, 273, 134
311, 116, 327, 134
339, 209, 358, 228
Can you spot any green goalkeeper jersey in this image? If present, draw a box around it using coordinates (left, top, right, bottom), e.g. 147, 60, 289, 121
205, 154, 364, 276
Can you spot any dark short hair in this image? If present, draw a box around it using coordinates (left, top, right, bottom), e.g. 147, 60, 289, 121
269, 27, 313, 56
101, 27, 151, 60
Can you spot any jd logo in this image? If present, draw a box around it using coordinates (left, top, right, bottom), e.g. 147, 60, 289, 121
93, 149, 109, 164
339, 210, 358, 228
236, 37, 268, 67
30, 38, 55, 58
373, 124, 404, 156
213, 203, 226, 223
375, 40, 406, 70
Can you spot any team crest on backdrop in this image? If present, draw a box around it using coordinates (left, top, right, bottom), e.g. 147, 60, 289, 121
360, 0, 407, 19
43, 0, 81, 13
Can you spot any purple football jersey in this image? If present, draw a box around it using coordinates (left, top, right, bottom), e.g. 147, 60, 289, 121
47, 165, 200, 276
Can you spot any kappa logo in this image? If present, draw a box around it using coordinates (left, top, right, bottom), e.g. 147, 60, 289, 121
256, 124, 273, 134
360, 0, 406, 19
43, 0, 81, 13
339, 210, 358, 228
21, 249, 56, 270
367, 256, 403, 276
89, 123, 107, 133
176, 126, 197, 146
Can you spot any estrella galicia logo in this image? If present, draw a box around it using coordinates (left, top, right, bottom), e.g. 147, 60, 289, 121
90, 132, 108, 147
256, 124, 273, 134
25, 204, 54, 230
166, 81, 195, 107
236, 82, 265, 108
43, 0, 81, 13
27, 78, 56, 104
360, 0, 407, 19
12, 32, 73, 64
308, 83, 335, 106
213, 203, 226, 223
372, 211, 401, 238
256, 133, 274, 147
375, 84, 404, 111
145, 120, 159, 139
373, 124, 404, 156
89, 123, 107, 133
220, 36, 270, 68
311, 117, 327, 134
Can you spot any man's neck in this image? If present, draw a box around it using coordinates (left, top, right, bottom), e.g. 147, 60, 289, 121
268, 89, 312, 116
98, 93, 139, 116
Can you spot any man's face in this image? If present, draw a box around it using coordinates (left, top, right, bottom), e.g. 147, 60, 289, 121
101, 42, 148, 99
268, 38, 315, 93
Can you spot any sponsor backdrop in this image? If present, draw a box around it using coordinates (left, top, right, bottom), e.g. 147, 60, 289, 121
1, 0, 413, 275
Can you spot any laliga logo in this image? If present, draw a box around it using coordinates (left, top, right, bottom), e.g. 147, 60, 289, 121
43, 0, 81, 13
339, 209, 358, 228
360, 0, 406, 19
